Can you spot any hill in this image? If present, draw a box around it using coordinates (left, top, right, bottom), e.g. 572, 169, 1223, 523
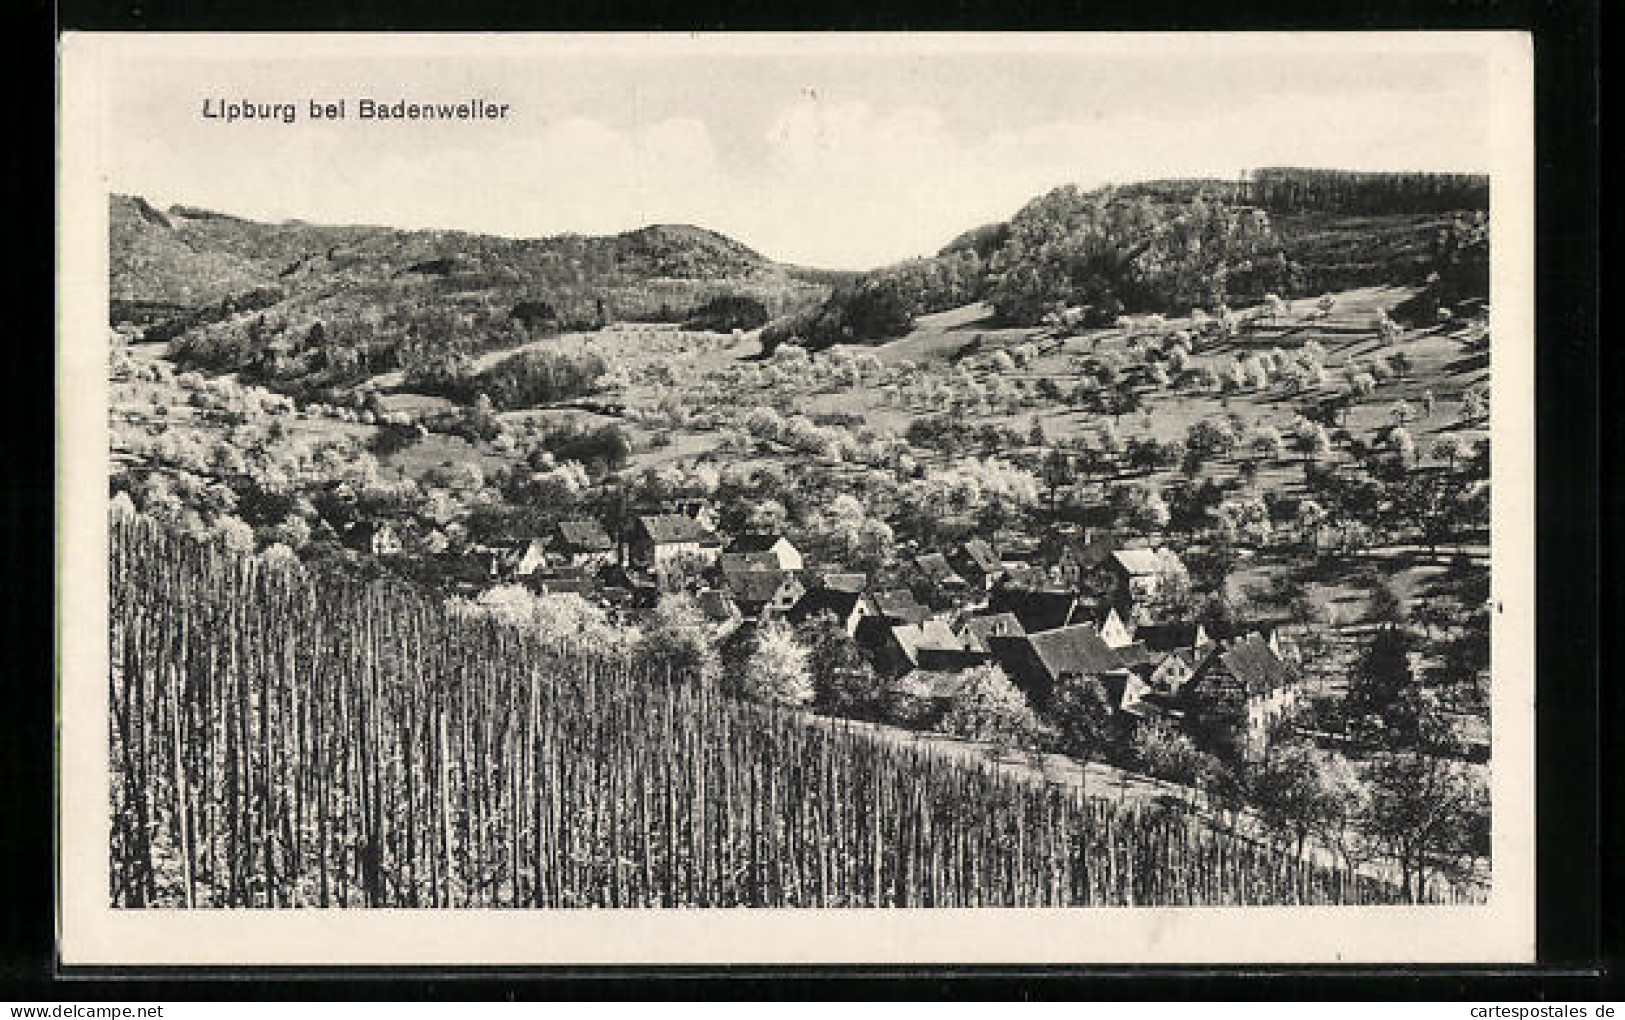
765, 168, 1489, 352
109, 194, 833, 397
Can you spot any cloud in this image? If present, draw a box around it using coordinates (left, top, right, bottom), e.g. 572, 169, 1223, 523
103, 56, 1489, 270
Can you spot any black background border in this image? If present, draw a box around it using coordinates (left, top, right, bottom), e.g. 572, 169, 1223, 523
9, 0, 1606, 999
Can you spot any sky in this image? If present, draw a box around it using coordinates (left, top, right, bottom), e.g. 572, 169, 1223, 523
89, 34, 1495, 269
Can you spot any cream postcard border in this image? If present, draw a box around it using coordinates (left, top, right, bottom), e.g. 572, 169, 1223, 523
56, 30, 1536, 966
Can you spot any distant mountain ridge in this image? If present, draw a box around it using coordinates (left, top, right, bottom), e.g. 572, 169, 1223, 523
110, 194, 813, 321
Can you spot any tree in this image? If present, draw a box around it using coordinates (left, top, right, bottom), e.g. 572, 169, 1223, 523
1249, 740, 1368, 863
1216, 496, 1272, 547
1131, 719, 1205, 789
729, 620, 814, 707
1186, 416, 1238, 464
1364, 749, 1487, 901
1247, 424, 1284, 462
1345, 624, 1415, 729
1431, 435, 1471, 472
1307, 753, 1371, 874
1110, 481, 1171, 534
1287, 500, 1326, 552
638, 595, 721, 687
1049, 674, 1116, 762
1388, 426, 1417, 469
1366, 578, 1407, 626
797, 612, 882, 719
1041, 447, 1076, 510
933, 664, 1042, 750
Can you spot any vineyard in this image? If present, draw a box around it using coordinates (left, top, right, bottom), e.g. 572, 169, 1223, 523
110, 512, 1433, 909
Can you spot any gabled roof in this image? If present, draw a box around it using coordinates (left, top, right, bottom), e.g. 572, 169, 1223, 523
1192, 634, 1297, 697
1113, 640, 1158, 667
817, 571, 869, 593
890, 620, 967, 664
1026, 624, 1126, 679
1000, 564, 1050, 589
722, 568, 798, 606
696, 588, 741, 622
719, 550, 780, 573
960, 612, 1026, 650
1157, 547, 1188, 575
495, 538, 548, 566
913, 552, 966, 585
728, 533, 797, 554
988, 587, 1079, 634
1111, 548, 1166, 576
1203, 618, 1286, 644
788, 586, 873, 624
1131, 622, 1206, 652
1053, 532, 1119, 567
958, 538, 1002, 573
991, 623, 1125, 687
635, 514, 712, 545
1220, 634, 1297, 695
555, 519, 613, 551
872, 589, 932, 624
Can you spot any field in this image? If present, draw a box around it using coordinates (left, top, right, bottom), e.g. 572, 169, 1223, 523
110, 513, 1453, 909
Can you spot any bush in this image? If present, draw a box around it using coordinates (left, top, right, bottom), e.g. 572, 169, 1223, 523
682, 294, 771, 333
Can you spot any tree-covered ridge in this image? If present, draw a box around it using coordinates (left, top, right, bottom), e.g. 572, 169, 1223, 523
762, 168, 1490, 350
1108, 169, 1488, 216
984, 187, 1294, 325
111, 194, 831, 395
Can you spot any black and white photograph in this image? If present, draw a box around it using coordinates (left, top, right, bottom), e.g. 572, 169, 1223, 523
56, 31, 1536, 965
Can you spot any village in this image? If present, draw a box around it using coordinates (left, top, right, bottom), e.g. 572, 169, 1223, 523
414, 501, 1308, 770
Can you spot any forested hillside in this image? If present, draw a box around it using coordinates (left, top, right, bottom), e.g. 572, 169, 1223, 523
764, 168, 1489, 352
110, 194, 831, 396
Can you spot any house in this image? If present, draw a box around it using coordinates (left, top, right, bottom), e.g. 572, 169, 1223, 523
727, 534, 804, 572
1000, 563, 1052, 589
987, 623, 1129, 710
495, 538, 550, 579
1203, 619, 1289, 659
1075, 603, 1135, 648
909, 552, 969, 605
950, 539, 1004, 591
1106, 546, 1189, 622
465, 542, 505, 578
721, 569, 805, 620
345, 519, 402, 556
861, 618, 983, 674
987, 587, 1080, 634
1180, 634, 1301, 761
1097, 669, 1153, 716
598, 563, 660, 608
871, 589, 933, 626
813, 571, 869, 593
1143, 646, 1205, 695
668, 497, 720, 531
629, 514, 722, 574
528, 572, 600, 598
1129, 622, 1210, 654
956, 611, 1025, 653
695, 588, 744, 635
719, 550, 781, 574
552, 519, 616, 569
788, 586, 877, 637
1048, 532, 1120, 585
